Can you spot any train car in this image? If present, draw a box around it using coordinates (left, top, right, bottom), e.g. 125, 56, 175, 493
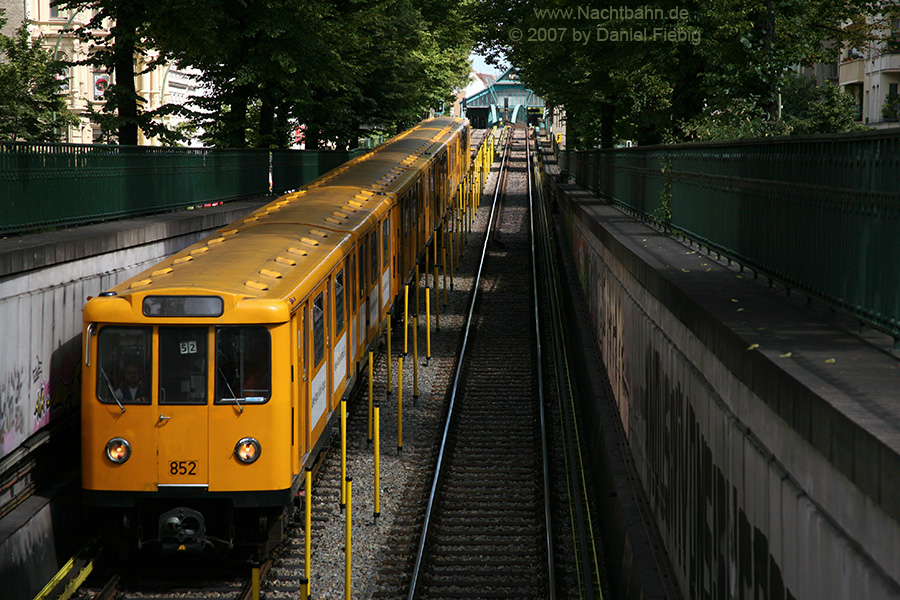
80, 117, 470, 553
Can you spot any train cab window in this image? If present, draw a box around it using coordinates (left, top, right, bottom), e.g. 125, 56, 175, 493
159, 327, 208, 405
96, 326, 152, 405
335, 269, 345, 335
382, 218, 390, 268
313, 292, 325, 366
215, 327, 271, 404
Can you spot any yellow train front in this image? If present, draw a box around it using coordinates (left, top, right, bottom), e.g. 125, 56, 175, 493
80, 117, 470, 552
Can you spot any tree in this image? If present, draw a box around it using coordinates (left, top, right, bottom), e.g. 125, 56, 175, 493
55, 0, 166, 145
472, 0, 898, 147
0, 12, 80, 141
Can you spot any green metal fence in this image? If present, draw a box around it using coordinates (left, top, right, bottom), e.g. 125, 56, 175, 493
271, 148, 367, 194
558, 129, 900, 339
0, 143, 369, 235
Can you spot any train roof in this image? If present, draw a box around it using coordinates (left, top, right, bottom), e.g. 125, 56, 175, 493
84, 117, 468, 324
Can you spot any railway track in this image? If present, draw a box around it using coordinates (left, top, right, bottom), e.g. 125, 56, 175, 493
406, 128, 553, 599
64, 128, 609, 600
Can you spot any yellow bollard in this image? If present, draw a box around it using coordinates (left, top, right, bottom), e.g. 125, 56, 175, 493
344, 476, 352, 600
368, 350, 373, 443
398, 356, 404, 455
340, 398, 347, 510
374, 400, 380, 525
252, 564, 260, 600
434, 259, 440, 330
413, 306, 418, 407
403, 284, 409, 356
300, 576, 309, 600
304, 466, 312, 600
386, 315, 392, 399
442, 239, 448, 305
426, 291, 431, 366
449, 216, 455, 291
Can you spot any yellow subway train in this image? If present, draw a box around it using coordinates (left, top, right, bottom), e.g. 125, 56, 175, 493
81, 117, 470, 552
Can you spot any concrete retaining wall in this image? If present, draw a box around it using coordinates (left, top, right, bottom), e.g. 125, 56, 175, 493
0, 200, 266, 599
548, 175, 900, 599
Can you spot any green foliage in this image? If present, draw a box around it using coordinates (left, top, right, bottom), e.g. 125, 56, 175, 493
673, 73, 864, 142
882, 93, 900, 123
0, 13, 80, 141
472, 0, 897, 148
780, 72, 866, 135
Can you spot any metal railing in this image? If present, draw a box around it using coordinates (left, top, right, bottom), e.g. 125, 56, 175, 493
557, 129, 900, 340
1, 142, 367, 235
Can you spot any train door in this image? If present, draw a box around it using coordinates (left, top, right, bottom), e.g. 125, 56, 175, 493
157, 327, 210, 487
401, 190, 412, 280
381, 215, 392, 315
309, 281, 331, 443
293, 308, 308, 461
348, 250, 358, 374
331, 263, 349, 407
367, 227, 380, 340
357, 241, 368, 364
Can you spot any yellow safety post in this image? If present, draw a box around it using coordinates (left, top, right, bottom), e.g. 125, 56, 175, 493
252, 563, 260, 600
403, 284, 409, 355
426, 290, 431, 366
442, 241, 448, 305
344, 476, 352, 600
368, 350, 374, 444
413, 302, 419, 407
304, 466, 312, 600
374, 399, 380, 525
386, 314, 392, 400
398, 356, 404, 455
340, 398, 347, 510
449, 213, 455, 291
300, 577, 309, 600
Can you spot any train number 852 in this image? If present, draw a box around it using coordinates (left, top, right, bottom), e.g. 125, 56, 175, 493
169, 460, 197, 475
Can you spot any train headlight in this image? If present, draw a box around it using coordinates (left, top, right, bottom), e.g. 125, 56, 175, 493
234, 437, 261, 464
105, 438, 132, 463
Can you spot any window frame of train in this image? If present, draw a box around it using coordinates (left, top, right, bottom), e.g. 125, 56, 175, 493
313, 291, 326, 368
95, 325, 153, 405
158, 327, 208, 405
214, 326, 272, 405
334, 268, 346, 338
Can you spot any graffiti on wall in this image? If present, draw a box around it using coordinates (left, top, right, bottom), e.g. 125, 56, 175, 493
1, 339, 81, 459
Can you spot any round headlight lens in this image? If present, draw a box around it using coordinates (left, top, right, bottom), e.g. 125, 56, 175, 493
105, 438, 132, 463
234, 437, 261, 464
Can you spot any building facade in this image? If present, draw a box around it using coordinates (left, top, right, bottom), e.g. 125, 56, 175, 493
839, 16, 900, 128
1, 0, 201, 145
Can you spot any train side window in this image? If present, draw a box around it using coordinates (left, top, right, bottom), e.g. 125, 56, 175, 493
159, 327, 208, 405
215, 326, 271, 404
359, 240, 367, 299
382, 217, 390, 268
370, 228, 378, 285
313, 292, 325, 366
335, 269, 345, 335
349, 252, 356, 307
96, 326, 152, 405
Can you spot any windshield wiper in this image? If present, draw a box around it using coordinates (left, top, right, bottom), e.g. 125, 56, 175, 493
100, 367, 125, 413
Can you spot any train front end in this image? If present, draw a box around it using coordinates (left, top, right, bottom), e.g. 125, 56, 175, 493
81, 290, 294, 553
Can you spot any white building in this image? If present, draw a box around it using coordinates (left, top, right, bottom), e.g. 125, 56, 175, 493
0, 0, 203, 145
839, 16, 900, 128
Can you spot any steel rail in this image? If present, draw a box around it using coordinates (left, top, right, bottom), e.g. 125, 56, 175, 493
533, 134, 602, 599
527, 130, 557, 599
406, 129, 513, 600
